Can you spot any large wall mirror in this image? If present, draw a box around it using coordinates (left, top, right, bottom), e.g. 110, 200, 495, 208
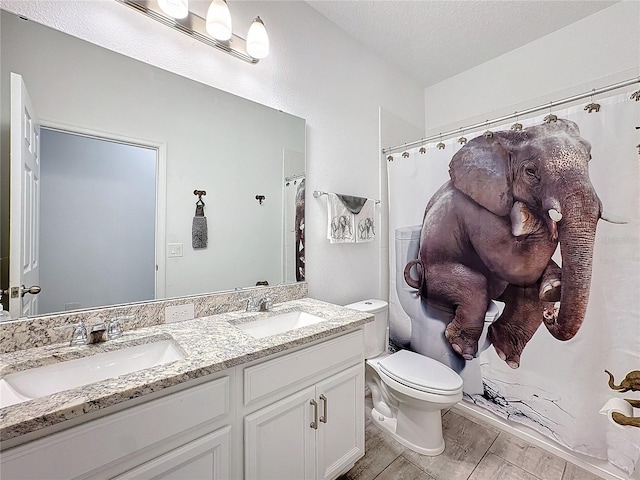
0, 11, 306, 318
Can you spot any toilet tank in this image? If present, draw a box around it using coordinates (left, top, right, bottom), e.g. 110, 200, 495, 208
344, 299, 388, 359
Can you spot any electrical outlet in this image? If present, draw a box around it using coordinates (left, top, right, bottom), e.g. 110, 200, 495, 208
165, 303, 195, 323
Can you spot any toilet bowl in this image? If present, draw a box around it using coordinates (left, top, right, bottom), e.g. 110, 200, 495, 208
346, 299, 463, 456
395, 226, 500, 395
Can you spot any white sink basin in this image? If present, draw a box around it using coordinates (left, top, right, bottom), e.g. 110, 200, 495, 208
0, 339, 184, 409
235, 311, 325, 338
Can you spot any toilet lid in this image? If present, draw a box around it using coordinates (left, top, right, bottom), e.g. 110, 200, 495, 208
378, 350, 463, 394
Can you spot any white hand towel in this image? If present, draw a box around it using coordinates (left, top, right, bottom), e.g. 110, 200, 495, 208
356, 198, 376, 242
327, 193, 355, 243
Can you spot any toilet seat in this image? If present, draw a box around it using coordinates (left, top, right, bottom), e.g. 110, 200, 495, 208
377, 350, 463, 395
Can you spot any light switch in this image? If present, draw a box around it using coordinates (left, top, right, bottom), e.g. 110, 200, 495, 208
168, 243, 183, 257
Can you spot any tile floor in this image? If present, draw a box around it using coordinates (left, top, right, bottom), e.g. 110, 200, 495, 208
339, 395, 604, 480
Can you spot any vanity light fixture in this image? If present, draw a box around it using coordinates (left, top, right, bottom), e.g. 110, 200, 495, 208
157, 0, 188, 19
206, 0, 233, 41
117, 0, 269, 64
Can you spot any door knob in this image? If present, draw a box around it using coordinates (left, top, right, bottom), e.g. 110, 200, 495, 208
21, 285, 41, 297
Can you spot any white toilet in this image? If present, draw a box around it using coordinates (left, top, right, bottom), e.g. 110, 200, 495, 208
395, 226, 501, 395
345, 299, 463, 456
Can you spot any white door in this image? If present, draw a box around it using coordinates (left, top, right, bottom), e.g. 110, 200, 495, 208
316, 365, 365, 480
244, 386, 316, 480
9, 73, 41, 318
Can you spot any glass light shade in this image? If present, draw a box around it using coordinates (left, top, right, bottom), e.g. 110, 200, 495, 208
206, 0, 232, 41
157, 0, 189, 19
246, 16, 269, 59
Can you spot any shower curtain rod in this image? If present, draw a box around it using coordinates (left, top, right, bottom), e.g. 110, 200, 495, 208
382, 77, 640, 155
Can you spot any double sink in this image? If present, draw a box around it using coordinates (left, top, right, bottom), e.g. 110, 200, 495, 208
0, 309, 325, 409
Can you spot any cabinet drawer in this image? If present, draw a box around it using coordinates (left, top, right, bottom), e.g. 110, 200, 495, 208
1, 375, 230, 480
244, 330, 363, 406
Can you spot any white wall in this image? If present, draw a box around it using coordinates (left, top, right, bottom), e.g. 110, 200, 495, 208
421, 3, 640, 479
0, 0, 425, 306
424, 1, 640, 135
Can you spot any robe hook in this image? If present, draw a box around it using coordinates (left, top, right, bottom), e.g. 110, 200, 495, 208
255, 195, 266, 205
194, 189, 206, 205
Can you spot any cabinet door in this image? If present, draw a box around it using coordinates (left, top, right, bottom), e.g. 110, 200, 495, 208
316, 364, 365, 480
114, 426, 231, 480
245, 385, 316, 480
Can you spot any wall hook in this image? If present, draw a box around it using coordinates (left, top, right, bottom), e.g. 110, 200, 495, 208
255, 195, 266, 205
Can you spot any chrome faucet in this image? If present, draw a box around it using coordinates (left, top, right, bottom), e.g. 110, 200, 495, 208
55, 317, 125, 346
88, 321, 108, 344
55, 322, 89, 346
245, 293, 277, 312
258, 294, 277, 312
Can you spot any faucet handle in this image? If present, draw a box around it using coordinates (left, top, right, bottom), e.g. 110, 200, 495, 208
55, 322, 88, 346
108, 317, 123, 339
245, 296, 259, 312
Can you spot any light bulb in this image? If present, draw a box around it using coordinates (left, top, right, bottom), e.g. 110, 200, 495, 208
206, 0, 232, 41
246, 16, 269, 59
157, 0, 189, 19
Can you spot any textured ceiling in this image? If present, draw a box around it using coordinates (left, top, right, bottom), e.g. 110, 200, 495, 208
304, 1, 619, 88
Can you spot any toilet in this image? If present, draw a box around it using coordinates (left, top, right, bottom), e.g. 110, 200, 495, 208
345, 299, 463, 456
395, 226, 501, 395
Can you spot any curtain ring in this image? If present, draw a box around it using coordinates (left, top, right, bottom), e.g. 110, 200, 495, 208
584, 89, 600, 113
436, 134, 445, 150
511, 112, 523, 131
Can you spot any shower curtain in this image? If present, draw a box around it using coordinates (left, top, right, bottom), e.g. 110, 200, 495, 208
387, 92, 640, 475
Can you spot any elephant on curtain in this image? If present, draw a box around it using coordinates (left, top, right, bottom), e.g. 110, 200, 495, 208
405, 119, 620, 368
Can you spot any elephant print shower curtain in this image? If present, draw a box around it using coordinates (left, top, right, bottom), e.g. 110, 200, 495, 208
387, 92, 640, 475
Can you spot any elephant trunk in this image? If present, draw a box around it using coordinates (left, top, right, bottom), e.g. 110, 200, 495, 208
604, 370, 624, 391
543, 189, 600, 341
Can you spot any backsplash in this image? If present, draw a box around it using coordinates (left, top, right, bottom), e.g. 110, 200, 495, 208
0, 283, 308, 354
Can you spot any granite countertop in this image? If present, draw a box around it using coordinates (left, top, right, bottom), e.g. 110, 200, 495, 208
0, 297, 372, 444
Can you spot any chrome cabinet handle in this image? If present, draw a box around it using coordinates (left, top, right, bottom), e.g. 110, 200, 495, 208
319, 394, 328, 423
310, 399, 318, 429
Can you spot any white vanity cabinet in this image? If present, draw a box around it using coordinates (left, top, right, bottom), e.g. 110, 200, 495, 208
0, 372, 234, 480
242, 330, 365, 480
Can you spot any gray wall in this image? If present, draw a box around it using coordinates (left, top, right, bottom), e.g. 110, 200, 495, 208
39, 129, 156, 312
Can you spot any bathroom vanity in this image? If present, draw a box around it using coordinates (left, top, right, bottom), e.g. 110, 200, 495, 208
0, 298, 371, 479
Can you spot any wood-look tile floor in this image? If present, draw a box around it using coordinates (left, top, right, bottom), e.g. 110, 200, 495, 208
339, 395, 604, 480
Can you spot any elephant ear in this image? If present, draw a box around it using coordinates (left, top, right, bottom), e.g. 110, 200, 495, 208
449, 136, 513, 217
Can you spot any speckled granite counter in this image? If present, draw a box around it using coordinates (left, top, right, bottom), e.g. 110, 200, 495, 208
0, 297, 372, 445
